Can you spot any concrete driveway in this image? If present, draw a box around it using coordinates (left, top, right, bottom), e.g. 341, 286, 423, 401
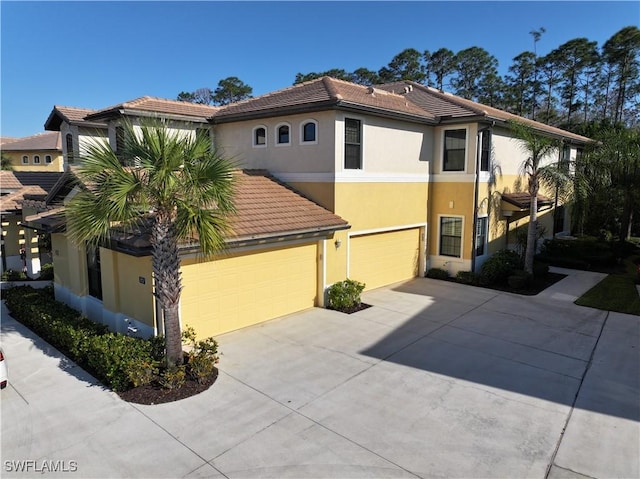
2, 269, 638, 478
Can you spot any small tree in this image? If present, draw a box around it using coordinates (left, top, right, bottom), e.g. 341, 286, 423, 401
66, 120, 236, 366
509, 120, 569, 274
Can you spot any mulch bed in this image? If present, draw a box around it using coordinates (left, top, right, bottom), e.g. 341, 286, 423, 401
118, 368, 218, 405
330, 303, 372, 314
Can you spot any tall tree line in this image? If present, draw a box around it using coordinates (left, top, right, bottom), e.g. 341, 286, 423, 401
294, 26, 640, 130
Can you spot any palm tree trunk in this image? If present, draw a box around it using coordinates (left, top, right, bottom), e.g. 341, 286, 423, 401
152, 214, 184, 366
525, 192, 539, 274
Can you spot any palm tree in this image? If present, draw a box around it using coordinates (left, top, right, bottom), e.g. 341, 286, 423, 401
66, 120, 236, 366
509, 120, 568, 274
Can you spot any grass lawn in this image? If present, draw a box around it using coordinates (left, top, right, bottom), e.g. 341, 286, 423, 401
575, 255, 640, 315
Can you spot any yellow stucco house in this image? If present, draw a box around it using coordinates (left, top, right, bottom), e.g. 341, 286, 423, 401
1, 132, 64, 172
29, 77, 590, 338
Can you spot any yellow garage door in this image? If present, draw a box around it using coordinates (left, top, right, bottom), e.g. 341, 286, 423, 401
350, 228, 420, 291
180, 243, 317, 338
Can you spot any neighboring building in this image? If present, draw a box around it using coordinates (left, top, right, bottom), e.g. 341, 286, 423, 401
0, 170, 63, 275
0, 132, 64, 172
36, 77, 590, 338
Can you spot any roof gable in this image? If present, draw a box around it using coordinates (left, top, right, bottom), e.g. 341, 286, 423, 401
85, 96, 220, 122
214, 77, 436, 123
0, 132, 62, 151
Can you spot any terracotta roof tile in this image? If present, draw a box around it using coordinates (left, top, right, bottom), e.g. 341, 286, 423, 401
0, 185, 47, 213
44, 106, 107, 131
0, 132, 61, 151
0, 171, 23, 190
383, 81, 591, 143
228, 170, 348, 240
13, 172, 65, 193
86, 96, 220, 121
215, 77, 435, 121
502, 192, 553, 210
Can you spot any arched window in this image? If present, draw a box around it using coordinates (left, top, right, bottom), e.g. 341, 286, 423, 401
301, 120, 317, 144
253, 126, 266, 147
45, 155, 52, 164
276, 123, 290, 145
33, 155, 41, 164
22, 155, 29, 164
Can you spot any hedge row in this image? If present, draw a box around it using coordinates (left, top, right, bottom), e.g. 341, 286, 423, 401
3, 286, 163, 391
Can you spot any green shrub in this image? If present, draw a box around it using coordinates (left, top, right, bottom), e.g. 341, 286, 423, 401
3, 286, 160, 392
38, 263, 54, 280
127, 359, 160, 388
456, 271, 478, 285
159, 365, 186, 390
327, 279, 365, 311
426, 268, 449, 280
84, 333, 155, 392
479, 249, 522, 285
507, 270, 533, 290
182, 326, 219, 385
2, 269, 27, 281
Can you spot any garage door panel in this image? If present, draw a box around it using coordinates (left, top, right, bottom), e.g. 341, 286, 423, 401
350, 229, 420, 291
181, 243, 317, 337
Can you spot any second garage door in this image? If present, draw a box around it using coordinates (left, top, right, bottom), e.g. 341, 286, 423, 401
180, 243, 318, 338
349, 228, 421, 291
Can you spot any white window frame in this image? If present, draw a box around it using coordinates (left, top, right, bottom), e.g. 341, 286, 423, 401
475, 215, 488, 257
33, 155, 41, 164
441, 127, 469, 174
252, 125, 267, 148
300, 119, 318, 145
21, 155, 29, 164
45, 155, 52, 164
438, 214, 464, 258
275, 122, 291, 146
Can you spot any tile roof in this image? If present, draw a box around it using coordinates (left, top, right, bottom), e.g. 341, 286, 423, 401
13, 172, 65, 194
0, 171, 23, 190
0, 185, 48, 213
27, 169, 349, 249
215, 77, 436, 122
85, 96, 220, 121
0, 132, 61, 151
0, 137, 20, 146
44, 105, 107, 131
380, 81, 591, 143
501, 192, 553, 210
229, 170, 348, 241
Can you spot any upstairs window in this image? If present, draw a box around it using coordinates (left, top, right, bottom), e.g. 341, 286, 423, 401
45, 155, 52, 164
276, 124, 290, 145
344, 118, 362, 169
22, 155, 29, 164
301, 121, 317, 143
480, 130, 491, 172
33, 155, 41, 164
65, 134, 74, 163
443, 129, 466, 172
253, 126, 266, 147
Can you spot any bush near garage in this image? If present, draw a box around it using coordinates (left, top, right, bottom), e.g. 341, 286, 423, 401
327, 279, 366, 312
478, 249, 523, 285
455, 271, 479, 285
426, 268, 450, 280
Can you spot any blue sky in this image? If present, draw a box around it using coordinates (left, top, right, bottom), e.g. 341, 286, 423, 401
1, 1, 638, 137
